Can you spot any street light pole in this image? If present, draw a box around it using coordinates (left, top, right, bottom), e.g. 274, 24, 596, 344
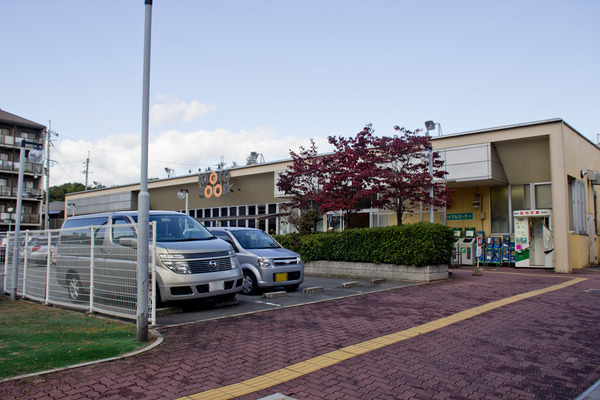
9, 147, 25, 300
428, 148, 433, 223
177, 189, 189, 215
10, 140, 43, 300
424, 121, 441, 223
136, 0, 153, 342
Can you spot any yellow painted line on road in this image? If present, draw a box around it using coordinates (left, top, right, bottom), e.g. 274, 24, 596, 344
176, 276, 586, 400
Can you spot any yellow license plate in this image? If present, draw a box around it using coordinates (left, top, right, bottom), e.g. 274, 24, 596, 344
274, 272, 288, 282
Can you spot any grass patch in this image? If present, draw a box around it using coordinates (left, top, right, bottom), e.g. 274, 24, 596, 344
0, 295, 152, 380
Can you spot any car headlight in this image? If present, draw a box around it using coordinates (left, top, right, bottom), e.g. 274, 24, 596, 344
258, 257, 275, 268
160, 253, 191, 274
297, 257, 304, 266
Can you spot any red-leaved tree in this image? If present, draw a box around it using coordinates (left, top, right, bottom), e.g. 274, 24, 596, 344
371, 126, 450, 224
276, 139, 328, 234
321, 125, 380, 228
277, 124, 451, 232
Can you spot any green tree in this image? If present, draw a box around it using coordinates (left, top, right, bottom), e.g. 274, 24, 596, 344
49, 182, 86, 202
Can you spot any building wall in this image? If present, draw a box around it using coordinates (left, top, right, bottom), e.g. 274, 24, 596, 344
562, 123, 600, 267
65, 120, 599, 272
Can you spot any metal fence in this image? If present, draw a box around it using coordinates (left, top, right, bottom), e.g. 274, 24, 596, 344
1, 224, 157, 325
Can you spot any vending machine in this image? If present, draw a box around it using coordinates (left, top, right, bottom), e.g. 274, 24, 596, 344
513, 210, 553, 268
476, 231, 485, 262
458, 227, 477, 265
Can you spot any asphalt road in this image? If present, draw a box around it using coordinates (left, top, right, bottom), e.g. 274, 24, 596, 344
155, 275, 418, 326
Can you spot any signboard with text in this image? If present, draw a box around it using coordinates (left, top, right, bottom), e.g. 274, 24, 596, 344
447, 212, 473, 221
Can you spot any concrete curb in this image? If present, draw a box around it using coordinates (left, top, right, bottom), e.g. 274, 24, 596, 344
0, 329, 164, 383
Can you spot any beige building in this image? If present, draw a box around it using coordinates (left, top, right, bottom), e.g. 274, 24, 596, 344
66, 119, 600, 273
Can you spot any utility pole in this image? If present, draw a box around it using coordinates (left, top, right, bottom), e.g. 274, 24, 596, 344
83, 151, 90, 190
45, 122, 58, 230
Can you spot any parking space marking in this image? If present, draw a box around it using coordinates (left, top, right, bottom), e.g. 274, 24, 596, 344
250, 300, 283, 307
175, 276, 586, 400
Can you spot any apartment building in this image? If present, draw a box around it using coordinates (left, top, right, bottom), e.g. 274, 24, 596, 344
0, 109, 46, 232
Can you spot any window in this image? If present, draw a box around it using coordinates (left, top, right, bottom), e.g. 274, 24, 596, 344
534, 184, 552, 209
268, 204, 277, 214
490, 186, 509, 233
112, 218, 136, 241
569, 178, 586, 234
594, 190, 598, 234
511, 184, 530, 211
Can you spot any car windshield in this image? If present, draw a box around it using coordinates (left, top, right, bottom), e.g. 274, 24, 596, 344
132, 214, 214, 242
231, 230, 281, 249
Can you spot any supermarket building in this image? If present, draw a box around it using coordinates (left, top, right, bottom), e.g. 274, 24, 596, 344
65, 119, 600, 274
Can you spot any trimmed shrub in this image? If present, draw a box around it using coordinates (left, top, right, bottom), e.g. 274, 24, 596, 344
275, 223, 455, 266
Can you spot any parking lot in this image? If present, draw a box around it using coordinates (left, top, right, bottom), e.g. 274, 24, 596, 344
3, 268, 600, 400
156, 275, 418, 326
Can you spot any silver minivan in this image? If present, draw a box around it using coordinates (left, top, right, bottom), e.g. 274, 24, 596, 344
55, 211, 243, 303
209, 227, 304, 295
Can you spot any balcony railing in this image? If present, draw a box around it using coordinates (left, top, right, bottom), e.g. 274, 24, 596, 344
0, 187, 42, 199
0, 212, 41, 224
0, 134, 42, 148
0, 160, 43, 174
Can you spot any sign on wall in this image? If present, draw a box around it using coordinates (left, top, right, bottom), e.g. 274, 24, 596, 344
447, 212, 473, 220
198, 170, 231, 199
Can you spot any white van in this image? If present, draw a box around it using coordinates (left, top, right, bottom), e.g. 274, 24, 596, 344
55, 211, 243, 304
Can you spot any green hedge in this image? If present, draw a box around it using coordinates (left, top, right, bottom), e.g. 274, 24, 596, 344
273, 223, 455, 266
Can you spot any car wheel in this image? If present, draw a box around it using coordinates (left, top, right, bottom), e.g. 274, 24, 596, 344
285, 283, 300, 292
67, 272, 85, 301
242, 271, 258, 295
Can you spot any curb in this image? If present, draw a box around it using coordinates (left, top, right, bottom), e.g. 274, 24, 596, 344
0, 329, 164, 383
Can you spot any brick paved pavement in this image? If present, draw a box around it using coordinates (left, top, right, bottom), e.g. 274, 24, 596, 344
1, 267, 599, 399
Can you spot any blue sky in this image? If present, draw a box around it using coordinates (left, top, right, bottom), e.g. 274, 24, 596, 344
1, 0, 599, 186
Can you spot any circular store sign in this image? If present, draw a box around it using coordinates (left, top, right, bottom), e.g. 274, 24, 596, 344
198, 170, 231, 199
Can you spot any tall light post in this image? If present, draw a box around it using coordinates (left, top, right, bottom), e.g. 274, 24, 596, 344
424, 121, 442, 223
10, 140, 44, 300
177, 189, 189, 215
136, 0, 153, 342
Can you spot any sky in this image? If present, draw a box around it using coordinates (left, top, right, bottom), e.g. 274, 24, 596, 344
1, 0, 599, 188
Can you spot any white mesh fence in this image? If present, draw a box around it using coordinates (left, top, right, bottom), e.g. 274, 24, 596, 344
1, 223, 157, 325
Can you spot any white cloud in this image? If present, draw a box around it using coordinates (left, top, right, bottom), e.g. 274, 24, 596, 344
150, 95, 216, 125
49, 128, 333, 187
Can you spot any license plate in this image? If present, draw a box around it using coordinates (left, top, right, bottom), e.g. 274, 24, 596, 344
274, 272, 288, 282
209, 280, 225, 291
